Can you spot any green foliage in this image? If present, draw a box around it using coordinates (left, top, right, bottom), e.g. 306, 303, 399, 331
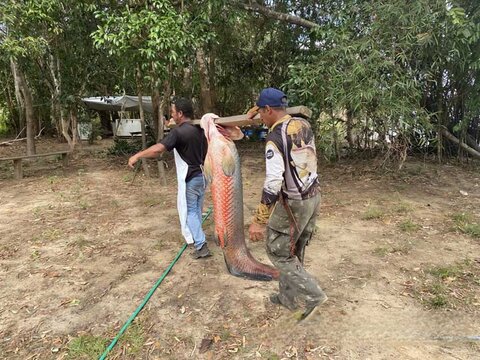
362, 207, 384, 220
0, 108, 8, 136
108, 139, 143, 156
286, 0, 480, 161
120, 323, 145, 356
393, 202, 413, 214
429, 265, 461, 280
0, 0, 479, 161
462, 224, 480, 238
428, 293, 448, 308
92, 0, 195, 80
67, 335, 107, 360
413, 258, 480, 310
452, 212, 480, 238
398, 219, 421, 232
314, 115, 345, 160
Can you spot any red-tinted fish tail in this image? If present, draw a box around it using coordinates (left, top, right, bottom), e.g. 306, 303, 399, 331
223, 248, 280, 281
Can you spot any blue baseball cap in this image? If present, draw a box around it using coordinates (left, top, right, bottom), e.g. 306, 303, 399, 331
256, 87, 288, 107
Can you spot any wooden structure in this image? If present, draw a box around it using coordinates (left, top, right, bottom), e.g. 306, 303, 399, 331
0, 150, 71, 180
170, 106, 312, 128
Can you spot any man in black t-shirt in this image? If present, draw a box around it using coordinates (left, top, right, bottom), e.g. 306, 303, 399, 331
128, 98, 211, 259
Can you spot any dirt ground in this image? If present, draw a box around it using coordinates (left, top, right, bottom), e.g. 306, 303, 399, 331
0, 138, 479, 360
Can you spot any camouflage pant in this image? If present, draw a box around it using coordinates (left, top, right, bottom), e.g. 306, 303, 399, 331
266, 193, 326, 310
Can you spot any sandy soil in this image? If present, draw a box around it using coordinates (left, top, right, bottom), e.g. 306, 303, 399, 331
0, 138, 479, 359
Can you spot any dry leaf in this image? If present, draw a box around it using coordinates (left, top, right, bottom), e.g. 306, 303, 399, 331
199, 338, 213, 354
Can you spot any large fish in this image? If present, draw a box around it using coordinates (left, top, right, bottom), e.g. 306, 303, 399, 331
200, 113, 279, 281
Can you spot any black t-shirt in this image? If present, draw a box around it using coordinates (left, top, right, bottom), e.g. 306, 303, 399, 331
160, 122, 207, 182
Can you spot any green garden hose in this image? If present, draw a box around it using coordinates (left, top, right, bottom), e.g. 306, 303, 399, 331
99, 206, 212, 360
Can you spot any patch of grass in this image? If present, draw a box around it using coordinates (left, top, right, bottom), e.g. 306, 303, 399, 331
78, 199, 90, 210
362, 207, 384, 220
399, 219, 421, 232
373, 247, 389, 257
393, 183, 408, 191
122, 173, 134, 182
373, 243, 412, 257
405, 164, 425, 176
452, 212, 480, 238
428, 294, 448, 308
462, 223, 480, 238
393, 202, 413, 214
108, 138, 142, 156
120, 322, 145, 356
70, 299, 81, 306
41, 228, 62, 241
67, 335, 107, 359
429, 265, 461, 280
31, 235, 42, 243
424, 283, 449, 308
452, 212, 471, 223
0, 244, 18, 259
390, 243, 412, 255
411, 259, 480, 310
32, 206, 43, 218
48, 175, 59, 184
220, 330, 232, 341
30, 250, 41, 260
70, 236, 93, 249
152, 239, 165, 251
144, 198, 160, 207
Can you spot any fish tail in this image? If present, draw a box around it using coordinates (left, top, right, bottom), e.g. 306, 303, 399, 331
223, 251, 280, 281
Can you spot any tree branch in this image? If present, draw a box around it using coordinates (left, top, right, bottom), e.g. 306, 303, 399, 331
441, 127, 480, 159
235, 1, 319, 29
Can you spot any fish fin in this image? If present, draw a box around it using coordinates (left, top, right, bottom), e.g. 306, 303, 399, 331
203, 156, 213, 183
224, 260, 275, 281
221, 149, 236, 176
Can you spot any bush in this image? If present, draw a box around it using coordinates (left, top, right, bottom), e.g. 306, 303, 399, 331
108, 138, 143, 156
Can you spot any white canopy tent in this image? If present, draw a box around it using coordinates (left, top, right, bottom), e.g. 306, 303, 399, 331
81, 95, 157, 137
81, 95, 154, 113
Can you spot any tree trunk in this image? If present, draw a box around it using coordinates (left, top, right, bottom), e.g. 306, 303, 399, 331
152, 85, 167, 185
466, 133, 480, 153
156, 79, 172, 186
136, 66, 150, 177
196, 47, 213, 114
152, 87, 161, 142
5, 79, 19, 135
441, 128, 480, 159
435, 75, 445, 163
10, 58, 36, 155
346, 109, 355, 152
48, 50, 73, 148
70, 107, 79, 149
208, 46, 218, 113
182, 66, 193, 98
10, 59, 25, 134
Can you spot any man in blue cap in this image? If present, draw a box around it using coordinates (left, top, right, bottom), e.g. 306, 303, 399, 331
247, 87, 327, 321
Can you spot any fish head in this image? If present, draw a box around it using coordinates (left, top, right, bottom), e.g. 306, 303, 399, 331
200, 113, 220, 143
200, 113, 244, 143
